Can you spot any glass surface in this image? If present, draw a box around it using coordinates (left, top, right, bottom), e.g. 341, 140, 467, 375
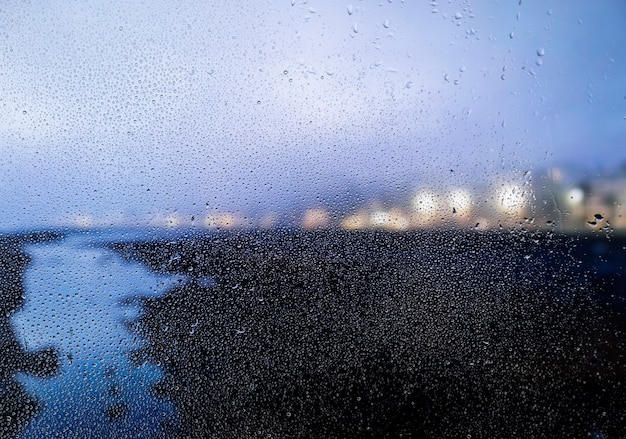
1, 1, 625, 438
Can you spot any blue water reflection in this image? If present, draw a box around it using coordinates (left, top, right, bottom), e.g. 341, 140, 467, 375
11, 232, 183, 438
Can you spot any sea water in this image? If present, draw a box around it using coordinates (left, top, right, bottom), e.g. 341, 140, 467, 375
11, 231, 183, 438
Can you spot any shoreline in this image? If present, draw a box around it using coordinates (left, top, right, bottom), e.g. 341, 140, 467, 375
0, 232, 62, 438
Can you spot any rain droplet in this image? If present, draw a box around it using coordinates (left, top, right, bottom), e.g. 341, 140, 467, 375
454, 12, 463, 19
594, 213, 604, 221
509, 32, 514, 39
444, 74, 450, 82
405, 81, 413, 89
459, 66, 466, 73
283, 70, 289, 75
352, 22, 359, 33
536, 47, 545, 56
383, 19, 390, 28
500, 74, 506, 80
347, 4, 354, 15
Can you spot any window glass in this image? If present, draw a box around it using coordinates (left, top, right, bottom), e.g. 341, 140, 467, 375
1, 1, 625, 437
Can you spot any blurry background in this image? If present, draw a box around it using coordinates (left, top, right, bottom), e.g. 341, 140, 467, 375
0, 0, 624, 231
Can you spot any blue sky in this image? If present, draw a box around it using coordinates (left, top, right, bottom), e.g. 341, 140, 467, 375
0, 0, 624, 229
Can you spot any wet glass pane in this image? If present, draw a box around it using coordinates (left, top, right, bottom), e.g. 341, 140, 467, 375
1, 1, 625, 438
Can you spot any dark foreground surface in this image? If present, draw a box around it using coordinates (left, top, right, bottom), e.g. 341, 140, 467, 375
0, 232, 62, 438
109, 229, 626, 438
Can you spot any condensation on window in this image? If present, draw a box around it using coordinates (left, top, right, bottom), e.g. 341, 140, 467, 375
1, 1, 625, 438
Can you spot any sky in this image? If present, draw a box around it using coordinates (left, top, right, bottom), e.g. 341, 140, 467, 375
0, 0, 624, 230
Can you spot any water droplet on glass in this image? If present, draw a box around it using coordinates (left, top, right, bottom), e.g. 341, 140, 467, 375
500, 74, 506, 80
347, 4, 354, 15
405, 81, 413, 89
459, 66, 466, 73
283, 70, 288, 75
509, 32, 514, 39
594, 213, 604, 221
383, 19, 390, 28
536, 47, 545, 57
454, 12, 463, 19
352, 22, 359, 33
444, 74, 450, 82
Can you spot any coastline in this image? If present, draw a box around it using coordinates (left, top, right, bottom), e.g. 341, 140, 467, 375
0, 232, 62, 438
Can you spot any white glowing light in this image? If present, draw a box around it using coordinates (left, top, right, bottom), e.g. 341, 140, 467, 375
448, 189, 472, 216
566, 187, 584, 205
412, 190, 439, 215
496, 184, 526, 214
370, 211, 391, 227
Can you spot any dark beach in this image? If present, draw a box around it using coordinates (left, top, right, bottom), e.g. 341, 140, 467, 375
109, 229, 626, 438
